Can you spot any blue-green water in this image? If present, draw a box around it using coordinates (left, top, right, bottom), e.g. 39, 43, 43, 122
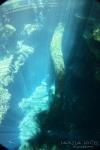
0, 0, 100, 150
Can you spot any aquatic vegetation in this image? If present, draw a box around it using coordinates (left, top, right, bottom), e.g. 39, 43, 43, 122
4, 24, 16, 34
14, 41, 34, 73
84, 25, 100, 42
0, 24, 16, 38
19, 23, 66, 149
19, 142, 59, 150
49, 23, 65, 112
93, 26, 100, 42
50, 23, 65, 78
0, 86, 11, 124
19, 82, 49, 142
0, 56, 13, 124
0, 1, 99, 149
19, 141, 33, 150
84, 25, 100, 60
0, 55, 14, 86
23, 23, 40, 35
17, 41, 34, 55
0, 40, 34, 124
19, 110, 40, 142
19, 84, 48, 111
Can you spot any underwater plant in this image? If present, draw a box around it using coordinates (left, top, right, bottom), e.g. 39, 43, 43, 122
19, 83, 49, 111
0, 86, 11, 124
83, 24, 100, 44
0, 56, 13, 124
19, 110, 40, 142
50, 23, 65, 112
50, 23, 65, 78
14, 41, 34, 73
18, 23, 65, 150
93, 26, 100, 42
23, 24, 40, 36
0, 55, 14, 86
83, 24, 100, 81
18, 142, 34, 150
0, 40, 34, 124
0, 24, 16, 39
19, 82, 50, 142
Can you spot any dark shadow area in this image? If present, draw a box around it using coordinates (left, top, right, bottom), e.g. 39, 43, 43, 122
0, 144, 9, 150
0, 0, 7, 5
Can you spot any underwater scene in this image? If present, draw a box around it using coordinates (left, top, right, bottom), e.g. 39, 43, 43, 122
0, 0, 100, 150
